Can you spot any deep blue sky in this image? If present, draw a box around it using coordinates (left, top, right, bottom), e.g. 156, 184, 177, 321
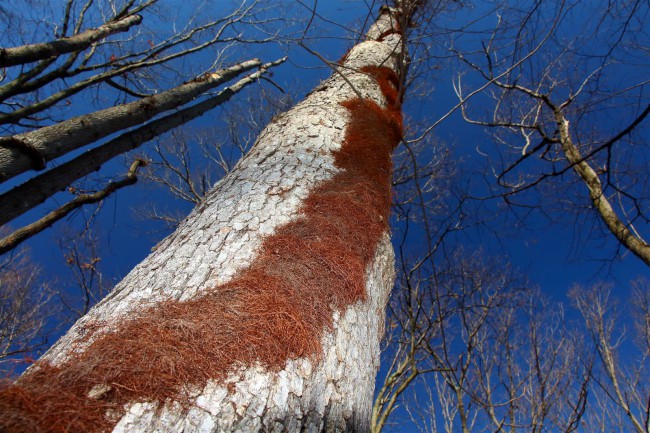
1, 2, 648, 432
2, 0, 648, 383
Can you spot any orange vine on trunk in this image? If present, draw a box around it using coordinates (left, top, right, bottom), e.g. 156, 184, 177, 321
0, 66, 403, 432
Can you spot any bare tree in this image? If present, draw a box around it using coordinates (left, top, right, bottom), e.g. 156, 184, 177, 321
0, 2, 422, 430
449, 0, 650, 266
0, 250, 55, 375
0, 0, 287, 254
373, 250, 592, 433
370, 2, 648, 429
58, 229, 113, 319
571, 281, 650, 433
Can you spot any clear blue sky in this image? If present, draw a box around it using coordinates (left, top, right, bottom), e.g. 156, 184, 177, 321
3, 0, 648, 405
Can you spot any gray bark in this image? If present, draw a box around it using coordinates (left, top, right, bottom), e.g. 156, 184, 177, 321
34, 8, 405, 432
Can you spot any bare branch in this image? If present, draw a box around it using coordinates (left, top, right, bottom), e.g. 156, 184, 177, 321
554, 109, 650, 266
0, 57, 286, 232
0, 58, 264, 182
0, 159, 146, 255
0, 14, 143, 68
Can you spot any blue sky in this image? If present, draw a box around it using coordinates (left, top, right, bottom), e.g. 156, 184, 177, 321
3, 0, 646, 336
1, 2, 648, 425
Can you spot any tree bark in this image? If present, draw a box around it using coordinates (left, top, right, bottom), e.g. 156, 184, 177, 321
0, 6, 407, 432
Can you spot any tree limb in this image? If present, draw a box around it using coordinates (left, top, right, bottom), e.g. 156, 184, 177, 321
0, 58, 286, 228
0, 159, 145, 256
555, 109, 650, 266
0, 14, 143, 68
0, 58, 263, 182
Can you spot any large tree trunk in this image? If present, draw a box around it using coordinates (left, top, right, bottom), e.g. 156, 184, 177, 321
0, 5, 407, 432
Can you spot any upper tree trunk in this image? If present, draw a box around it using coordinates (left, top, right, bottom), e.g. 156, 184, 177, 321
0, 6, 407, 432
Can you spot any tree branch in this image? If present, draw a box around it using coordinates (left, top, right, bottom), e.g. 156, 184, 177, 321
555, 109, 650, 266
0, 159, 146, 256
0, 57, 286, 228
0, 58, 263, 182
0, 14, 143, 68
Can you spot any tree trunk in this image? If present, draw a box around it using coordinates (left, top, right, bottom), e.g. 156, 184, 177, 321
0, 5, 407, 432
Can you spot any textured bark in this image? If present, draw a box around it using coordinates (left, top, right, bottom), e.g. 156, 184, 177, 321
107, 237, 394, 432
1, 7, 406, 432
0, 58, 263, 182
